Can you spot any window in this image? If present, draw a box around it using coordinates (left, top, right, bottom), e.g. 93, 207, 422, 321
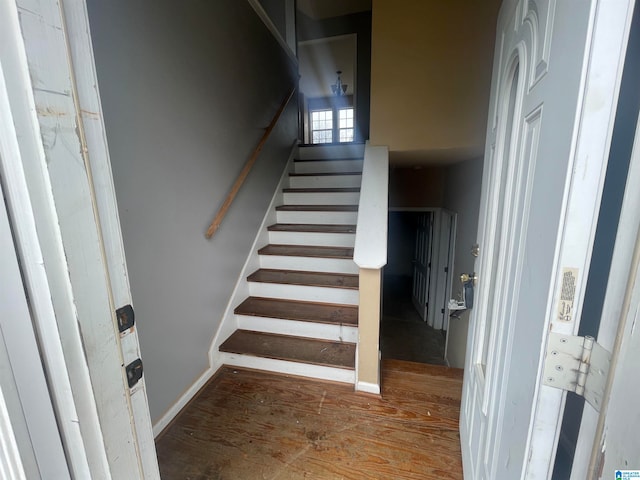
309, 106, 355, 144
311, 109, 333, 143
338, 108, 354, 142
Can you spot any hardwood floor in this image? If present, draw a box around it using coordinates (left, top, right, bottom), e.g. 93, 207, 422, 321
156, 359, 463, 479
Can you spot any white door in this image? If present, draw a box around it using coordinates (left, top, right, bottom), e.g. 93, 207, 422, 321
460, 0, 634, 478
433, 210, 456, 331
2, 0, 160, 477
412, 212, 433, 320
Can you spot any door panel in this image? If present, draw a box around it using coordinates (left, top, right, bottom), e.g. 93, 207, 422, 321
460, 0, 596, 477
434, 210, 456, 331
412, 212, 433, 321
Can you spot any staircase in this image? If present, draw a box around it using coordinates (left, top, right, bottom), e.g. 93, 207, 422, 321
218, 144, 364, 384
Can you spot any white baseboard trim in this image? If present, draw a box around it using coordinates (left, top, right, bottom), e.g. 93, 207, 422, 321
152, 365, 219, 437
355, 381, 381, 395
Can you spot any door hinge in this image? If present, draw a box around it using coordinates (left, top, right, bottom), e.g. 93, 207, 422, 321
542, 332, 610, 412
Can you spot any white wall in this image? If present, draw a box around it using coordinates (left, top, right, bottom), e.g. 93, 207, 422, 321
443, 157, 483, 368
87, 0, 298, 422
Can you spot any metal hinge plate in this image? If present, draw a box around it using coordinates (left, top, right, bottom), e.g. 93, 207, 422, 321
542, 332, 610, 412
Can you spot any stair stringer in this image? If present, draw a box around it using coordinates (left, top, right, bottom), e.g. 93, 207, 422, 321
208, 144, 296, 373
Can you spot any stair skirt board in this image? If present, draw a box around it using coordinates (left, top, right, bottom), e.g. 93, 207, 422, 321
289, 174, 362, 188
248, 282, 359, 305
259, 255, 359, 274
219, 352, 356, 384
235, 315, 358, 343
267, 230, 356, 247
293, 159, 364, 174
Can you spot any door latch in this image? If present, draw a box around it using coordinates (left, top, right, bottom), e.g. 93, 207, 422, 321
115, 304, 135, 333
125, 358, 143, 388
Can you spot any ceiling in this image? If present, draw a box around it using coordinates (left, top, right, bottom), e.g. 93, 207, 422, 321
297, 0, 372, 20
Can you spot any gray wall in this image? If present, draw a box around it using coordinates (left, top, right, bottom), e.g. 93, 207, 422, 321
87, 0, 298, 421
443, 157, 483, 368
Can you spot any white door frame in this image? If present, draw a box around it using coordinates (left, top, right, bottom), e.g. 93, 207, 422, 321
2, 0, 160, 477
0, 164, 71, 479
570, 70, 640, 480
525, 0, 636, 477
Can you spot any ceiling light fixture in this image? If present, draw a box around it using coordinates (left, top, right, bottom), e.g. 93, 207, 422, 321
331, 70, 348, 96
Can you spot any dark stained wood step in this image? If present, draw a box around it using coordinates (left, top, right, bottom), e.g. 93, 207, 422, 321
267, 223, 356, 234
258, 244, 353, 259
219, 330, 356, 369
247, 269, 358, 289
276, 205, 358, 212
294, 157, 363, 162
235, 297, 358, 326
289, 172, 362, 177
282, 187, 360, 193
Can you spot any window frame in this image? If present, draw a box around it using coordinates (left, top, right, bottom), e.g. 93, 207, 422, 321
307, 95, 355, 145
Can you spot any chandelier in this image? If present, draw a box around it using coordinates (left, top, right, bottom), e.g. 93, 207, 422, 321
331, 70, 348, 96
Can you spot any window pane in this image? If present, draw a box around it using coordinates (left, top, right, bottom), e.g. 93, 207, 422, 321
311, 109, 333, 144
339, 108, 354, 129
339, 128, 354, 142
313, 130, 333, 143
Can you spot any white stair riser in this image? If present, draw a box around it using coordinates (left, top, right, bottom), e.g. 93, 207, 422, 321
259, 255, 358, 274
276, 210, 358, 225
235, 315, 358, 343
298, 144, 365, 160
283, 191, 360, 205
294, 160, 363, 174
289, 175, 362, 188
249, 282, 359, 305
268, 231, 355, 247
219, 352, 355, 384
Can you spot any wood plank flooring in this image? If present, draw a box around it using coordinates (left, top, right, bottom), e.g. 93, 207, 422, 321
156, 359, 463, 480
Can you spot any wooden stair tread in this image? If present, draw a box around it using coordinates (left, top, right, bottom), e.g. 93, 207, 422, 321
258, 244, 354, 259
267, 223, 356, 233
289, 172, 362, 177
220, 330, 355, 369
283, 187, 360, 193
248, 269, 358, 289
294, 157, 363, 162
276, 205, 358, 212
235, 297, 358, 326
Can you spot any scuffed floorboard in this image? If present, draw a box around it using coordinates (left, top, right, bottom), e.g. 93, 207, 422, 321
156, 359, 463, 479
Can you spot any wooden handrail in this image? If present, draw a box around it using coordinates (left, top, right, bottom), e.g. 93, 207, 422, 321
205, 86, 297, 238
